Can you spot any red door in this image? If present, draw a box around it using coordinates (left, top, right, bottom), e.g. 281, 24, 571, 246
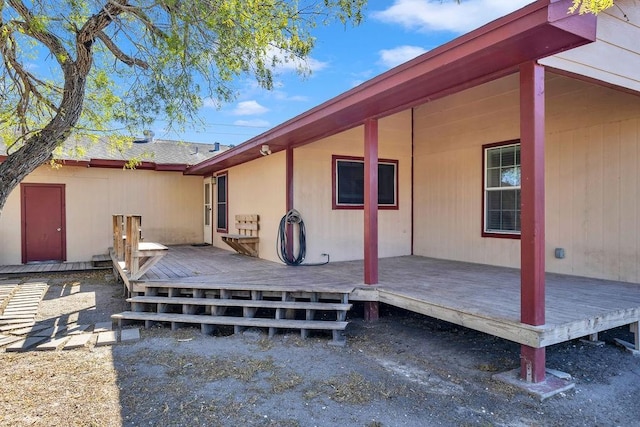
21, 184, 66, 263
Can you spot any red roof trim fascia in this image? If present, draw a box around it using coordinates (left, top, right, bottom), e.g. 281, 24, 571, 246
155, 163, 189, 172
186, 0, 595, 176
186, 1, 597, 176
54, 159, 91, 167
1, 154, 191, 172
87, 159, 187, 171
1, 155, 189, 172
88, 159, 151, 169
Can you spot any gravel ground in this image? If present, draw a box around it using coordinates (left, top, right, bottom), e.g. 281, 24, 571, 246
1, 272, 639, 427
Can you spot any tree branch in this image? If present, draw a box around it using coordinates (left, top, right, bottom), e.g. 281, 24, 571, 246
96, 31, 149, 69
7, 0, 72, 70
113, 1, 169, 41
2, 38, 60, 112
0, 15, 63, 140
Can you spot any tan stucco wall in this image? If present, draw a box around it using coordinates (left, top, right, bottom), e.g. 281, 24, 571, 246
211, 151, 287, 262
0, 165, 203, 265
294, 111, 413, 263
540, 0, 640, 92
413, 72, 640, 282
210, 111, 413, 265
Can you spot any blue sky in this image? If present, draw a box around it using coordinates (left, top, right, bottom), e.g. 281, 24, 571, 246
157, 0, 533, 146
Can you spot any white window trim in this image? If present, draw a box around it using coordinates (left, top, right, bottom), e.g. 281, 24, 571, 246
483, 142, 521, 237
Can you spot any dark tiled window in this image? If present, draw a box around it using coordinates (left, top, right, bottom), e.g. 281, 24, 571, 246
333, 156, 398, 210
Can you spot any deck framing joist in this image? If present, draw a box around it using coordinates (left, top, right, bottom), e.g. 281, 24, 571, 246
377, 289, 640, 348
109, 245, 640, 352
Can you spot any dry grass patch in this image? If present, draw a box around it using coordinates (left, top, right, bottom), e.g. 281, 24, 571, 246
0, 348, 122, 427
256, 336, 275, 351
269, 372, 303, 393
323, 372, 375, 403
124, 349, 277, 383
116, 347, 307, 426
303, 372, 406, 405
141, 325, 201, 340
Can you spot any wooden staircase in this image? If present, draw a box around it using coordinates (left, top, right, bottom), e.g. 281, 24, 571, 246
91, 254, 112, 269
111, 282, 353, 345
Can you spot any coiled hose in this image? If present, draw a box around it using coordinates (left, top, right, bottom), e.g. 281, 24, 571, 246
276, 209, 329, 266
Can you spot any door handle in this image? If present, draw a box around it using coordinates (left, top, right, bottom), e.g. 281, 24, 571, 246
57, 228, 61, 232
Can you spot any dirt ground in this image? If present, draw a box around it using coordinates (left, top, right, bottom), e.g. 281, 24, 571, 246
1, 271, 639, 427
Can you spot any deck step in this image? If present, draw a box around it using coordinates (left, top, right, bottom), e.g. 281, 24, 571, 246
91, 254, 112, 268
112, 311, 348, 331
127, 296, 352, 311
142, 281, 355, 294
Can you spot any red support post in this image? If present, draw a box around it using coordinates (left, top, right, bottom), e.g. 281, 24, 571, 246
364, 119, 379, 321
519, 61, 546, 383
286, 147, 294, 263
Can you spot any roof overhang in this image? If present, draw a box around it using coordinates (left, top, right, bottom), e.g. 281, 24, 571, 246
0, 155, 196, 172
53, 158, 191, 172
186, 0, 597, 176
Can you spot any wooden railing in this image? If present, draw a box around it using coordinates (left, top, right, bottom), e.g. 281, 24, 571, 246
111, 214, 168, 282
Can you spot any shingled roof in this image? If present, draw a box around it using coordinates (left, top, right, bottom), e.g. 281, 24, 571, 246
2, 136, 229, 171
58, 138, 226, 165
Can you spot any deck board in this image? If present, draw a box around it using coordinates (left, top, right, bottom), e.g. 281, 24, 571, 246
129, 245, 640, 348
4, 244, 639, 350
0, 261, 105, 275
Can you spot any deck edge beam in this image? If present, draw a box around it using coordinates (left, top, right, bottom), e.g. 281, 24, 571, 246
378, 290, 543, 347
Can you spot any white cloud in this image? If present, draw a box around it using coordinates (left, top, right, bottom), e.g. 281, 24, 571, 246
278, 56, 329, 73
371, 0, 534, 34
378, 45, 427, 68
234, 119, 271, 128
271, 90, 309, 102
286, 94, 309, 102
231, 100, 269, 116
264, 46, 329, 73
202, 97, 221, 109
348, 69, 377, 88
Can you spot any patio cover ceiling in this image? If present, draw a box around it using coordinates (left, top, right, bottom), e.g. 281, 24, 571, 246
186, 0, 597, 176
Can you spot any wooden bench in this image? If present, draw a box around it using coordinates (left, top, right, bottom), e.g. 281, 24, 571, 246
221, 214, 260, 257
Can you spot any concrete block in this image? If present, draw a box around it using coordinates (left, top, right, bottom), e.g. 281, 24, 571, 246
93, 322, 113, 332
96, 331, 118, 346
120, 328, 140, 342
492, 368, 575, 401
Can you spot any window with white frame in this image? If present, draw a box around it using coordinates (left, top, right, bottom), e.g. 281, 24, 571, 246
332, 155, 398, 209
483, 142, 521, 236
204, 182, 211, 227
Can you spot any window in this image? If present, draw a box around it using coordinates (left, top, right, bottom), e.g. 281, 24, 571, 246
332, 155, 398, 209
483, 141, 521, 237
216, 172, 228, 232
204, 182, 211, 227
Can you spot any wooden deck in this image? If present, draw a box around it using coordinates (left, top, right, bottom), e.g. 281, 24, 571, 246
0, 261, 101, 276
131, 245, 640, 349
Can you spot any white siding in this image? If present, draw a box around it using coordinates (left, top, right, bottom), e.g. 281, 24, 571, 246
210, 152, 287, 262
0, 165, 203, 265
413, 72, 640, 282
294, 111, 413, 263
540, 0, 640, 92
